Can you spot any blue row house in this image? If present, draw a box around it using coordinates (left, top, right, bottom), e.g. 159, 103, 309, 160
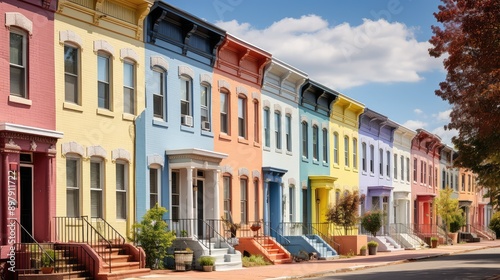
137, 1, 242, 270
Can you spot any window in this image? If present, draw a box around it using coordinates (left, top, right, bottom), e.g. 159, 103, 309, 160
98, 53, 111, 109
240, 178, 248, 224
180, 76, 191, 119
123, 61, 135, 114
461, 174, 465, 191
286, 114, 292, 152
429, 165, 433, 187
254, 180, 259, 221
289, 185, 295, 222
333, 133, 339, 164
220, 92, 229, 133
66, 157, 80, 217
171, 171, 179, 220
413, 158, 417, 182
386, 151, 390, 177
406, 157, 410, 182
312, 125, 319, 160
223, 176, 232, 216
254, 102, 259, 142
362, 142, 367, 171
264, 108, 270, 147
116, 162, 127, 219
275, 111, 281, 149
90, 159, 103, 218
370, 145, 374, 173
64, 45, 79, 104
153, 69, 165, 119
322, 129, 328, 163
150, 168, 159, 208
200, 84, 210, 129
10, 29, 27, 97
422, 162, 426, 184
379, 149, 383, 176
238, 97, 247, 138
302, 122, 308, 158
401, 155, 405, 181
394, 154, 398, 179
468, 174, 471, 192
442, 169, 446, 189
344, 136, 349, 167
435, 167, 438, 188
352, 138, 358, 169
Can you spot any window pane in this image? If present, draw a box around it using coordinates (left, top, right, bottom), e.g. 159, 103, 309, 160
66, 189, 79, 217
10, 66, 24, 96
90, 162, 101, 189
65, 75, 78, 103
124, 87, 134, 114
123, 63, 134, 88
286, 115, 292, 152
116, 192, 126, 219
153, 95, 163, 118
98, 55, 109, 82
91, 190, 102, 218
64, 46, 78, 75
10, 33, 23, 65
116, 164, 125, 190
264, 109, 270, 147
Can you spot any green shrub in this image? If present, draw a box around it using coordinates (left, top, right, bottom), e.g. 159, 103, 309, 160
450, 213, 466, 233
361, 211, 383, 237
198, 256, 215, 266
489, 211, 500, 238
367, 241, 378, 247
41, 249, 55, 267
130, 204, 177, 269
242, 255, 271, 267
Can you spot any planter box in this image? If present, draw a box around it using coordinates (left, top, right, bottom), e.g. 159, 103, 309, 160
333, 235, 368, 256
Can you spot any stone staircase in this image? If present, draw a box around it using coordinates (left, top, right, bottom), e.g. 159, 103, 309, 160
372, 236, 404, 252
303, 235, 337, 260
201, 240, 243, 271
396, 233, 428, 249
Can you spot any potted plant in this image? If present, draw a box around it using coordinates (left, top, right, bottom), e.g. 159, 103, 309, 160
367, 241, 378, 255
174, 247, 193, 271
359, 245, 367, 256
40, 249, 56, 274
198, 255, 215, 272
449, 213, 465, 244
250, 221, 261, 232
221, 216, 240, 238
430, 237, 439, 248
435, 188, 463, 245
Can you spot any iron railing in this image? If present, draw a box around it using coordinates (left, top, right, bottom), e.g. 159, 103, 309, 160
54, 216, 112, 272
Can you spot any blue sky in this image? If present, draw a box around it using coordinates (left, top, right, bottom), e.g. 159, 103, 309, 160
166, 0, 455, 145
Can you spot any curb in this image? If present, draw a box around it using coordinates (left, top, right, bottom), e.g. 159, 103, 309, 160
290, 244, 500, 279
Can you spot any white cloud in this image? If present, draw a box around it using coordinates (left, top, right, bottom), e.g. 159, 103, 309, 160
403, 120, 427, 131
216, 15, 443, 89
432, 126, 457, 147
414, 108, 423, 114
435, 109, 452, 122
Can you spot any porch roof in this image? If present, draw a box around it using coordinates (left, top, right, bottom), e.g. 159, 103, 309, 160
0, 122, 63, 139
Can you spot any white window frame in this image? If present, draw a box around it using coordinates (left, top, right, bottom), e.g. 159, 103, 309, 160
220, 91, 229, 134
240, 178, 248, 224
333, 132, 339, 164
264, 108, 270, 147
153, 68, 166, 120
362, 142, 367, 172
238, 96, 247, 138
171, 170, 179, 220
115, 161, 128, 219
344, 136, 349, 167
149, 166, 161, 208
370, 145, 374, 173
302, 122, 308, 158
285, 114, 292, 152
352, 138, 358, 169
312, 125, 319, 161
66, 156, 81, 217
275, 111, 281, 150
200, 83, 210, 130
322, 128, 328, 163
64, 44, 80, 104
180, 76, 192, 118
123, 60, 136, 114
98, 52, 111, 110
90, 158, 104, 218
10, 28, 28, 98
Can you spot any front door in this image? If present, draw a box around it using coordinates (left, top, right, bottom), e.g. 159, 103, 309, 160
20, 165, 33, 242
197, 179, 204, 238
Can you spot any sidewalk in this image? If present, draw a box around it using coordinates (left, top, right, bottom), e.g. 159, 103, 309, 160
126, 239, 500, 280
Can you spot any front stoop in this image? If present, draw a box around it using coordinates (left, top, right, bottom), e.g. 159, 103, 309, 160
93, 245, 150, 280
236, 237, 292, 264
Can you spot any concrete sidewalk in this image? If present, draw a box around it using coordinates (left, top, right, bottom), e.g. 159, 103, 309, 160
126, 239, 500, 280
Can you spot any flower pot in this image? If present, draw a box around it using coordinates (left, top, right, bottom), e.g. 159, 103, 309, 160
431, 239, 438, 248
174, 251, 193, 271
203, 265, 213, 272
448, 232, 458, 244
250, 225, 261, 232
368, 246, 377, 255
360, 248, 367, 256
41, 267, 54, 274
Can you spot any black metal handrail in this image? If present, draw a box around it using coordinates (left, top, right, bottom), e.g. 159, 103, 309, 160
92, 217, 126, 246
54, 216, 112, 272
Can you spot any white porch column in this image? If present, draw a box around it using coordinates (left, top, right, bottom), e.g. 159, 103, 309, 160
187, 167, 194, 219
214, 170, 220, 221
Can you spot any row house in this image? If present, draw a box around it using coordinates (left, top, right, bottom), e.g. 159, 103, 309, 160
54, 0, 153, 238
261, 58, 307, 235
1, 0, 61, 253
392, 125, 416, 226
299, 80, 337, 225
358, 108, 397, 235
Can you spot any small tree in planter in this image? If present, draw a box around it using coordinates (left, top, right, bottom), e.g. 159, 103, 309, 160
326, 190, 360, 235
198, 256, 215, 272
361, 211, 383, 237
130, 204, 176, 269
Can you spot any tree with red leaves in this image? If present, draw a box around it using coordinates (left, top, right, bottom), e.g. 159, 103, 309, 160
429, 0, 500, 209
